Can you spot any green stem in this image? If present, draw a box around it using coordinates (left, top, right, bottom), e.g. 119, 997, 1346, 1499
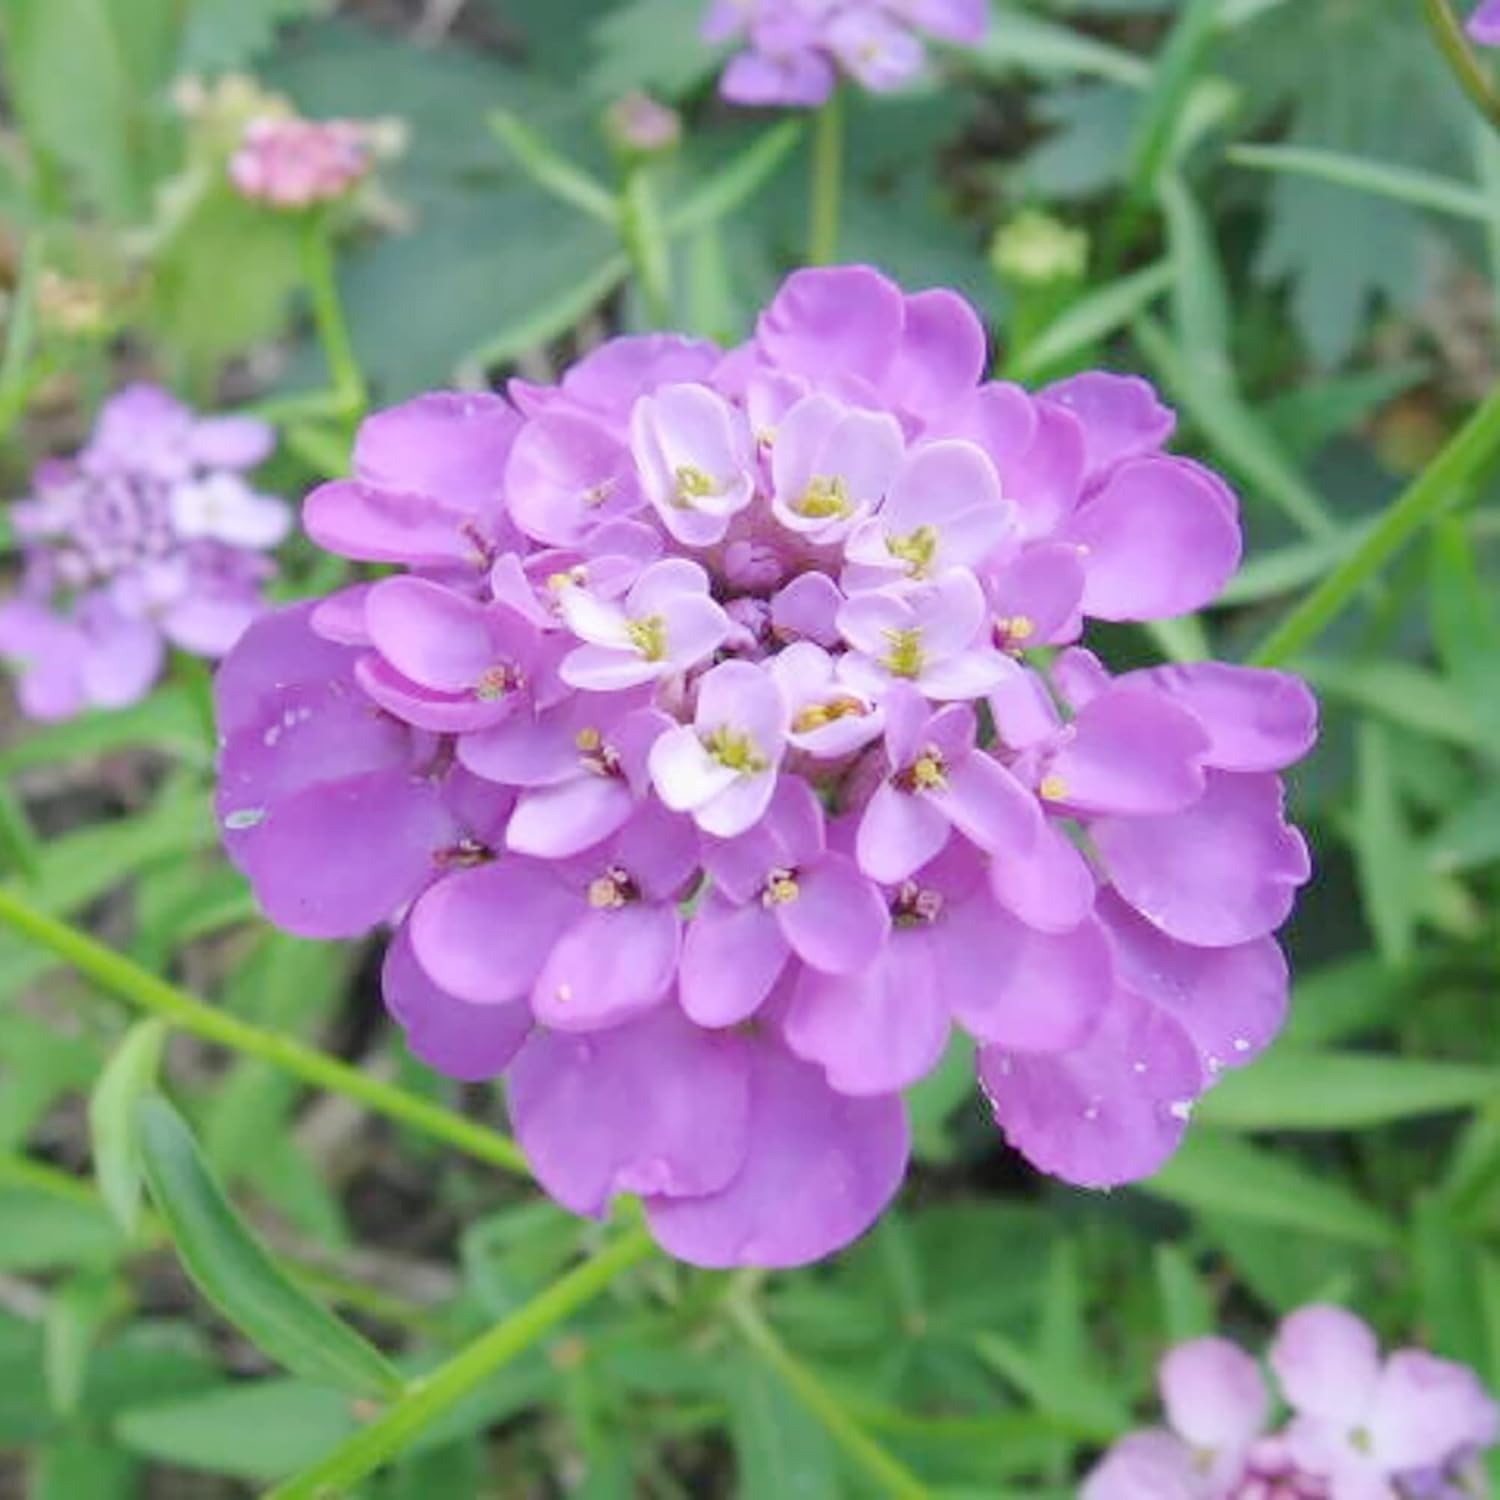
1423, 0, 1500, 135
0, 782, 41, 883
620, 165, 674, 328
302, 218, 367, 418
0, 888, 530, 1178
1250, 382, 1500, 668
0, 231, 45, 439
729, 1297, 933, 1499
266, 1226, 655, 1499
808, 89, 845, 267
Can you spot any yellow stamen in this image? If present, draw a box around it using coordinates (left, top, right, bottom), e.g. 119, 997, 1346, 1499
1002, 614, 1035, 642
882, 627, 925, 680
546, 566, 587, 591
795, 474, 852, 520
575, 727, 602, 752
1039, 774, 1069, 802
764, 871, 800, 906
626, 614, 668, 662
911, 752, 947, 790
588, 877, 627, 909
886, 524, 938, 578
674, 464, 724, 506
703, 725, 768, 773
581, 479, 616, 508
791, 696, 867, 734
475, 665, 517, 702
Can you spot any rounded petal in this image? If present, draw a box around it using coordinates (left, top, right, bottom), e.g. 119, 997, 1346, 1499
935, 751, 1042, 855
303, 479, 476, 567
755, 266, 905, 385
1041, 373, 1175, 482
1367, 1351, 1500, 1471
856, 782, 951, 885
776, 852, 891, 975
1093, 772, 1311, 946
679, 893, 789, 1027
365, 576, 503, 692
988, 818, 1097, 934
1064, 456, 1242, 621
981, 984, 1202, 1188
645, 1042, 909, 1269
213, 602, 362, 740
382, 924, 530, 1081
1081, 1432, 1201, 1500
1269, 1305, 1382, 1427
887, 288, 988, 418
505, 410, 640, 546
1159, 1337, 1269, 1451
353, 391, 519, 512
651, 724, 740, 813
409, 861, 578, 1004
509, 1005, 752, 1217
531, 903, 679, 1031
506, 775, 635, 859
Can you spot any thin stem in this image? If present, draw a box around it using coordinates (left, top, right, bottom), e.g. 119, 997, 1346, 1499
808, 89, 845, 267
0, 887, 530, 1178
1250, 381, 1500, 668
0, 782, 42, 883
1423, 0, 1500, 135
728, 1296, 933, 1499
302, 217, 367, 417
620, 165, 674, 328
266, 1226, 655, 1499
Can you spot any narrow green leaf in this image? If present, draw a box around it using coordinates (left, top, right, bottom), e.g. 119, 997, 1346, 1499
44, 1269, 123, 1416
667, 120, 803, 237
488, 110, 618, 225
134, 1095, 403, 1401
89, 1019, 169, 1236
1154, 1245, 1214, 1344
1352, 721, 1421, 964
1300, 658, 1477, 750
972, 1331, 1126, 1442
1199, 1050, 1500, 1130
1007, 261, 1172, 380
1228, 144, 1494, 223
1159, 173, 1230, 378
1429, 518, 1500, 757
1141, 1130, 1400, 1248
1125, 0, 1220, 199
966, 13, 1150, 89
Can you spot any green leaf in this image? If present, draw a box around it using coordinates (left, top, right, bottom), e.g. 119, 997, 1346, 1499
44, 1269, 124, 1416
134, 1095, 403, 1400
177, 0, 323, 72
1154, 1245, 1214, 1344
1300, 659, 1478, 750
1429, 518, 1500, 757
1199, 1050, 1500, 1130
1229, 143, 1495, 223
1352, 720, 1421, 964
1141, 1130, 1400, 1247
89, 1019, 169, 1236
726, 1354, 840, 1499
488, 109, 617, 224
0, 685, 208, 777
973, 1329, 1126, 1442
1007, 261, 1172, 380
0, 1188, 126, 1272
668, 121, 804, 238
967, 13, 1149, 89
1159, 173, 1231, 382
31, 1433, 137, 1500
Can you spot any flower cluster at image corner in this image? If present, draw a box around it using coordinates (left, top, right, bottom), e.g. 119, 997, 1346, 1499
0, 385, 289, 721
214, 264, 1317, 1269
1086, 1304, 1500, 1500
704, 0, 988, 106
1470, 0, 1500, 46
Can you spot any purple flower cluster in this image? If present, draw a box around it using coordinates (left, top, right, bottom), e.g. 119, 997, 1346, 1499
229, 115, 375, 210
1470, 0, 1500, 43
215, 265, 1315, 1268
1085, 1305, 1498, 1500
703, 0, 987, 105
1, 385, 288, 721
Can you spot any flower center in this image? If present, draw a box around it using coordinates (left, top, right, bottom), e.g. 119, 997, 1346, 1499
475, 664, 521, 701
587, 866, 638, 909
886, 523, 938, 577
1038, 773, 1069, 802
762, 867, 800, 906
673, 464, 725, 506
703, 725, 769, 774
881, 626, 925, 679
795, 474, 852, 519
893, 880, 944, 927
897, 747, 947, 792
994, 614, 1036, 653
575, 726, 622, 778
626, 613, 668, 661
791, 695, 868, 734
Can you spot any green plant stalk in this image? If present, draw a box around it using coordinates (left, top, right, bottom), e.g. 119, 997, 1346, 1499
0, 887, 530, 1178
620, 165, 674, 328
729, 1297, 933, 1499
1250, 381, 1500, 668
1423, 0, 1500, 134
808, 88, 846, 267
302, 218, 367, 418
0, 781, 42, 883
266, 1225, 656, 1499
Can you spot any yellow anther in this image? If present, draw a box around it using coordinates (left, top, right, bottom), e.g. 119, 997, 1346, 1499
588, 876, 627, 909
673, 464, 723, 505
703, 725, 768, 773
886, 524, 938, 577
546, 566, 587, 591
581, 478, 616, 508
795, 474, 852, 520
911, 753, 947, 790
882, 626, 925, 680
764, 872, 800, 906
1004, 615, 1036, 642
575, 727, 603, 752
792, 704, 832, 733
475, 665, 516, 702
1039, 774, 1069, 802
626, 614, 668, 662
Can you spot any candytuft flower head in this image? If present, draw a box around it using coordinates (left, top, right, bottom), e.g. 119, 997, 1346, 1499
704, 0, 989, 106
229, 113, 383, 210
1469, 0, 1500, 44
1085, 1306, 1498, 1499
1, 384, 288, 722
215, 264, 1316, 1268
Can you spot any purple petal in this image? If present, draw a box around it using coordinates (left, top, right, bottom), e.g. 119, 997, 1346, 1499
531, 903, 679, 1031
1269, 1306, 1381, 1427
775, 852, 890, 975
1093, 772, 1310, 946
189, 414, 275, 469
409, 861, 579, 1004
309, 585, 372, 646
1082, 1432, 1201, 1500
988, 818, 1097, 934
1041, 372, 1175, 482
679, 893, 789, 1027
645, 1040, 909, 1268
981, 983, 1202, 1187
771, 571, 843, 647
382, 923, 530, 1081
214, 602, 363, 740
0, 602, 86, 720
755, 266, 905, 386
856, 781, 951, 885
935, 751, 1041, 856
509, 1005, 752, 1217
1469, 0, 1500, 45
505, 410, 640, 546
1159, 1337, 1269, 1450
1063, 456, 1242, 621
365, 576, 503, 693
1126, 662, 1319, 772
1367, 1351, 1500, 1471
353, 391, 519, 512
303, 479, 477, 567
506, 774, 635, 859
887, 289, 988, 418
721, 46, 837, 106
783, 933, 949, 1095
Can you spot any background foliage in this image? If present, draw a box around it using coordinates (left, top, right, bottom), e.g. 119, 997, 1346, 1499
2, 0, 1500, 1495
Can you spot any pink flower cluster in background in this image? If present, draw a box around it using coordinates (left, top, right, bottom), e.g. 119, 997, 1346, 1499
215, 264, 1315, 1268
0, 385, 288, 721
704, 0, 987, 105
1085, 1305, 1498, 1500
1470, 0, 1500, 44
229, 115, 376, 210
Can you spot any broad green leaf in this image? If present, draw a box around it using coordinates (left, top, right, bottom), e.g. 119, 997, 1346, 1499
1263, 363, 1428, 461
1427, 786, 1500, 873
1229, 143, 1494, 223
906, 1032, 978, 1163
1217, 526, 1369, 607
134, 1095, 403, 1400
1142, 1130, 1399, 1247
89, 1019, 169, 1235
1200, 1050, 1500, 1130
1352, 720, 1420, 964
1413, 1197, 1489, 1372
31, 1433, 137, 1500
1280, 956, 1406, 1048
44, 1269, 124, 1416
